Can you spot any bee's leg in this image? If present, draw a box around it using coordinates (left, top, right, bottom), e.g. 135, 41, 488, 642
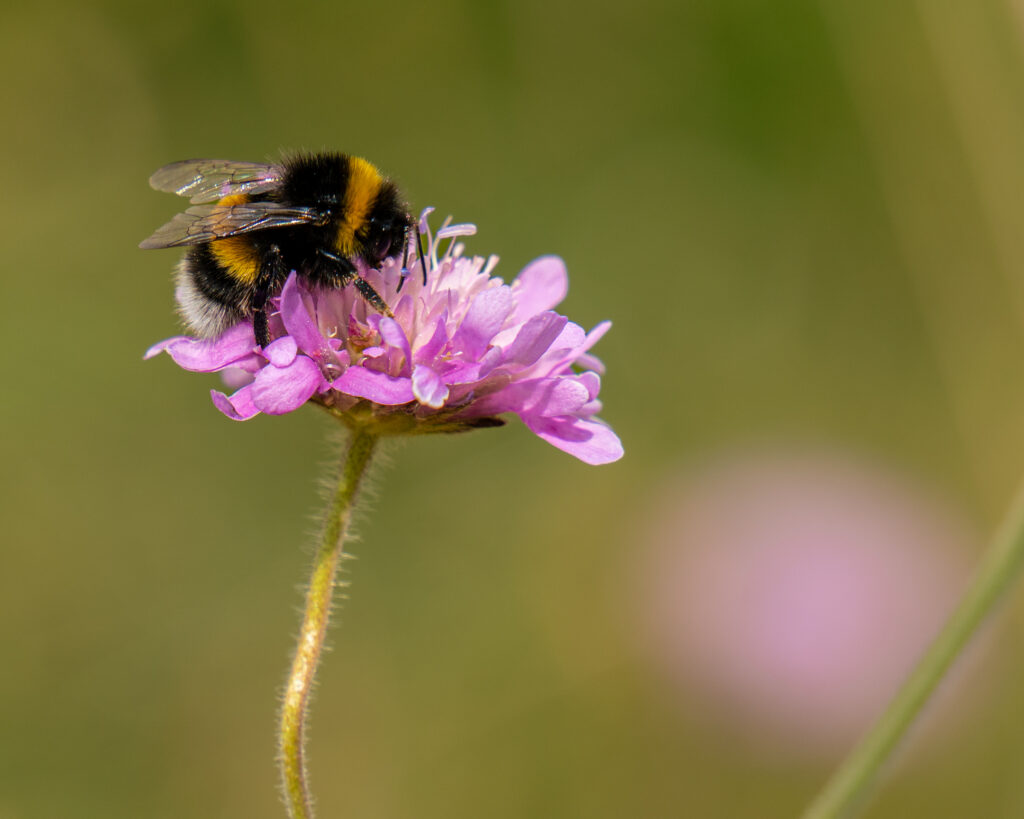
316, 248, 394, 318
252, 244, 286, 348
397, 229, 411, 293
352, 276, 395, 318
416, 225, 427, 285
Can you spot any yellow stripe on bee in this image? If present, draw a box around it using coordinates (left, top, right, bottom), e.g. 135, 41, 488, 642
335, 157, 383, 256
210, 193, 261, 284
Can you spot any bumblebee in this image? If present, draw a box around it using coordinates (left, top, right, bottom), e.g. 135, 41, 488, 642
141, 152, 424, 347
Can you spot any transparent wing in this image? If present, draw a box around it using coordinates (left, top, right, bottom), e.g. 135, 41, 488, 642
148, 159, 284, 204
139, 202, 323, 249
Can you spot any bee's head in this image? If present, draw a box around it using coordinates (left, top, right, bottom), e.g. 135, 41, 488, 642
362, 183, 411, 268
363, 216, 410, 268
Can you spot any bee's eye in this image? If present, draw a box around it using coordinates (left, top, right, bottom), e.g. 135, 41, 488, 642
374, 234, 393, 258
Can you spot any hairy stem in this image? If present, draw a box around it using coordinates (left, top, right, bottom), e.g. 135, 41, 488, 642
802, 480, 1024, 819
279, 428, 378, 819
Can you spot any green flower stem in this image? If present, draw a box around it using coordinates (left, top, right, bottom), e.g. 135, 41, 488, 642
279, 428, 378, 819
802, 480, 1024, 819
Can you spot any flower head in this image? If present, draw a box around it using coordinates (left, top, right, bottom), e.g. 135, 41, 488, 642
146, 212, 623, 465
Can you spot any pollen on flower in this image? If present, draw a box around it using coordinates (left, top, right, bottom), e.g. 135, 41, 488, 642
145, 211, 623, 465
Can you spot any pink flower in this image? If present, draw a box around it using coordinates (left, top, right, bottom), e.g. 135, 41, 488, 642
639, 453, 978, 758
146, 212, 622, 465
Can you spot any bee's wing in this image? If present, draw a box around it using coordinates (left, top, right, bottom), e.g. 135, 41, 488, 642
148, 159, 284, 204
139, 202, 324, 249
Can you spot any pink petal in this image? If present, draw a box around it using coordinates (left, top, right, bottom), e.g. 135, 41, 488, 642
263, 336, 298, 367
502, 312, 568, 367
544, 321, 612, 376
144, 337, 187, 359
413, 317, 449, 364
250, 356, 324, 414
471, 376, 591, 418
453, 285, 514, 359
145, 322, 256, 372
392, 294, 416, 328
210, 385, 261, 420
473, 346, 505, 379
280, 273, 334, 360
511, 256, 568, 321
529, 322, 593, 377
378, 317, 413, 375
528, 378, 592, 417
546, 322, 588, 357
575, 352, 605, 375
577, 371, 601, 400
333, 366, 415, 405
524, 416, 624, 465
578, 321, 611, 357
412, 364, 449, 408
220, 366, 256, 390
548, 325, 610, 376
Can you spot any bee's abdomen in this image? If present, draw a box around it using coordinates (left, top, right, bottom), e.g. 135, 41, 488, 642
176, 245, 251, 338
210, 236, 261, 284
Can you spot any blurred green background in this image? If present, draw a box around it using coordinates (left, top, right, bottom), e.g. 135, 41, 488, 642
5, 1, 1024, 817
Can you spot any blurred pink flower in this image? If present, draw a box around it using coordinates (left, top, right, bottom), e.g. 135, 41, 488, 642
146, 212, 622, 465
639, 453, 978, 758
